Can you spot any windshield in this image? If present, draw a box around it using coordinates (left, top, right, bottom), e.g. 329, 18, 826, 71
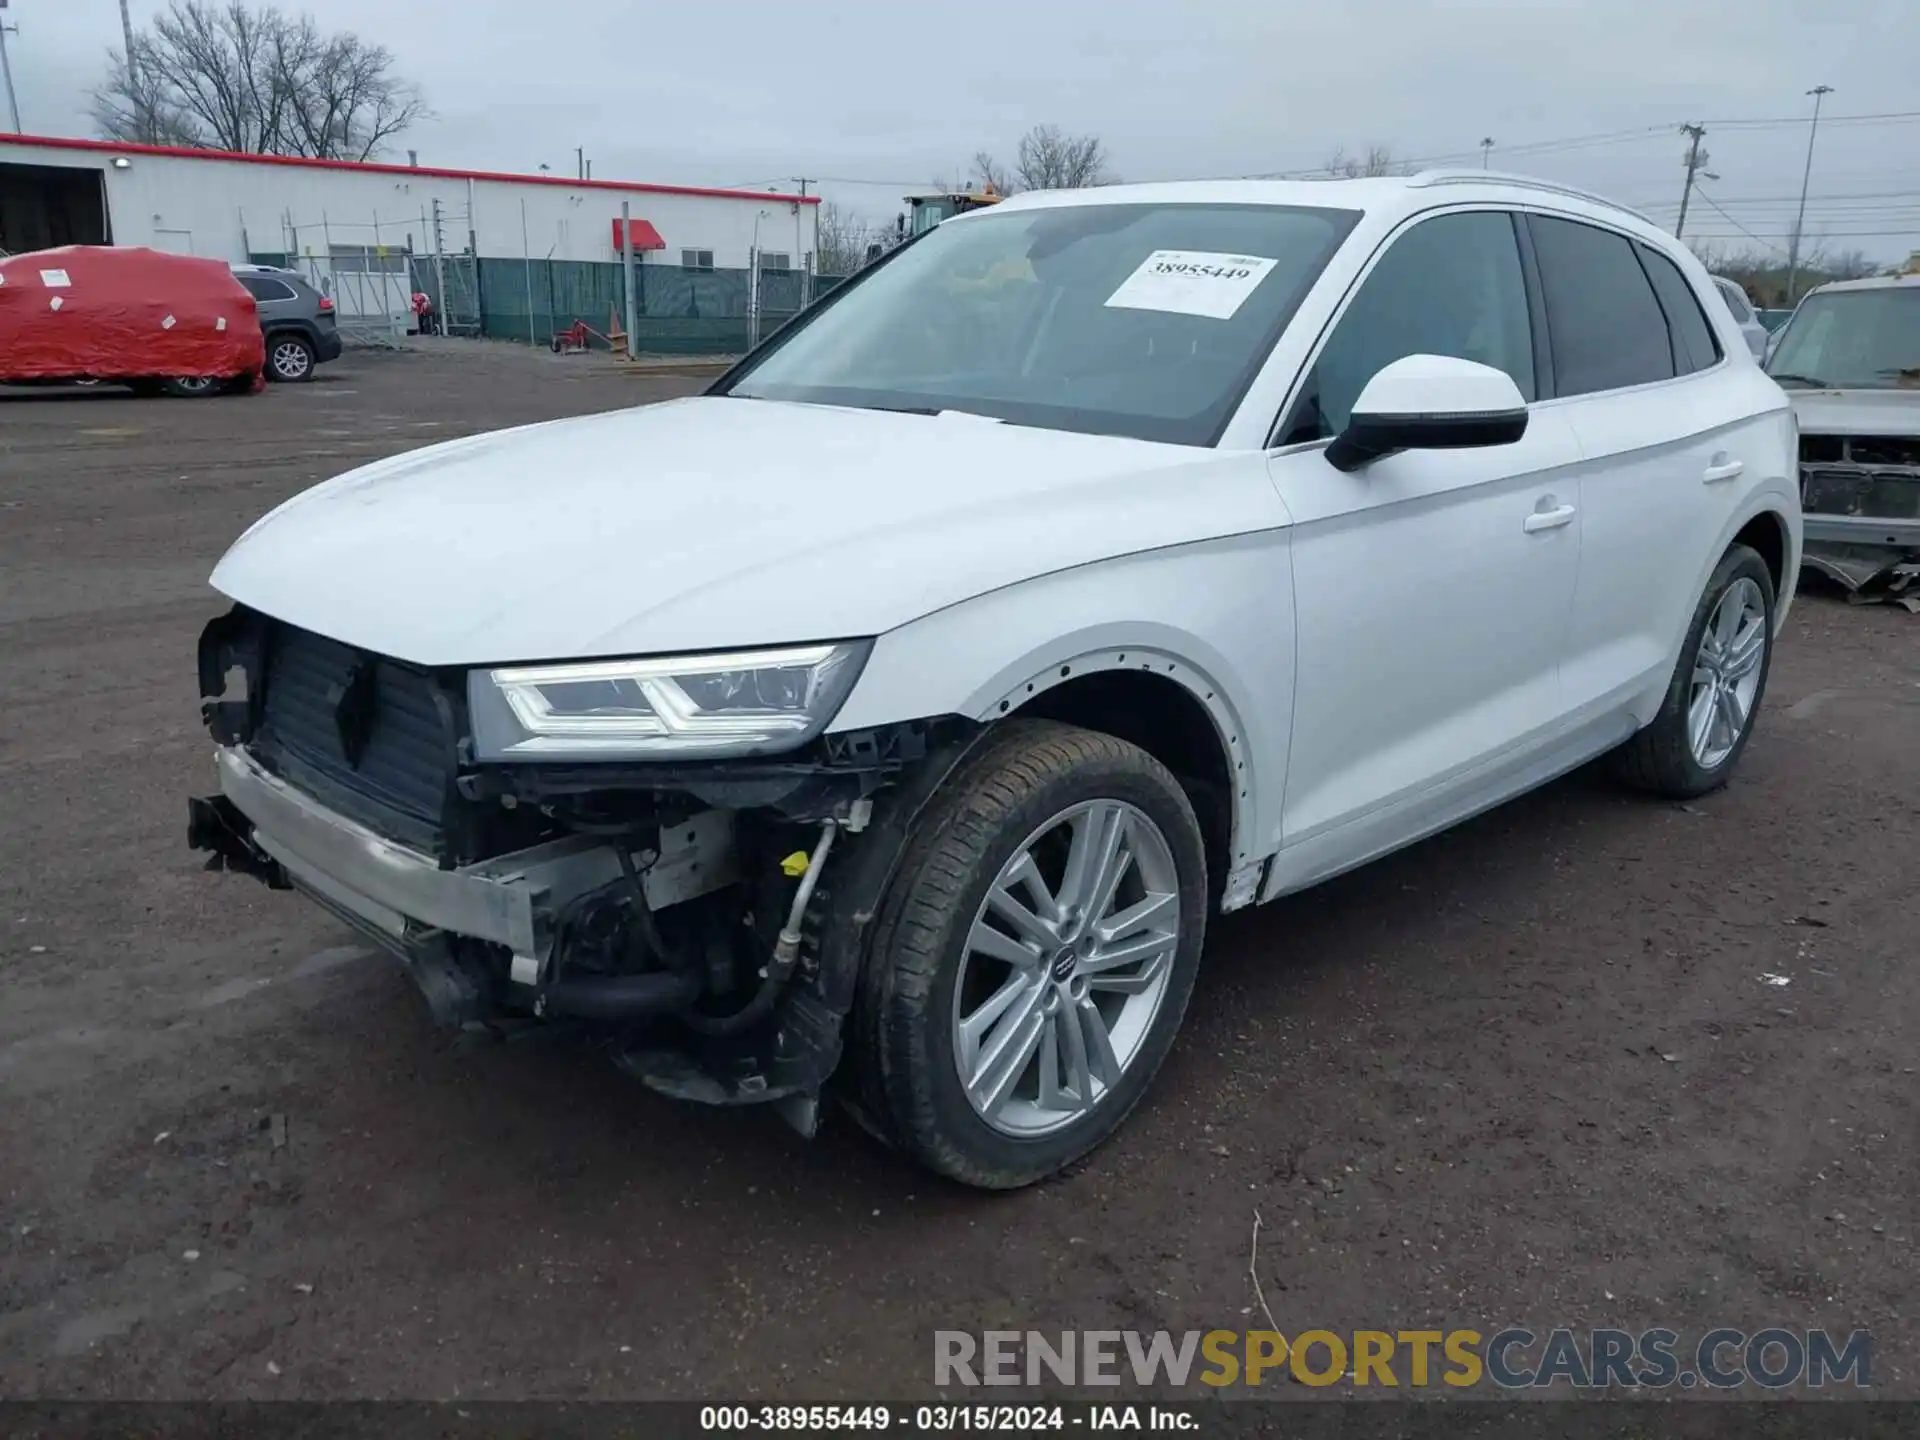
723, 201, 1360, 446
1766, 285, 1920, 389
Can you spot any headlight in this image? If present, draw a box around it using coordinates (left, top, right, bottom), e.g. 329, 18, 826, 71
468, 641, 871, 762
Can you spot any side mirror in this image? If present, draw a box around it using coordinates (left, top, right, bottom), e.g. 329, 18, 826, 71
1326, 355, 1529, 473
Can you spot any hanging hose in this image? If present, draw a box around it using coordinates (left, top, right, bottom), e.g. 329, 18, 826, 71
677, 819, 838, 1037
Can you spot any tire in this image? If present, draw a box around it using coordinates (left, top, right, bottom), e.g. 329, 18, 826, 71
850, 720, 1209, 1189
1610, 543, 1776, 799
126, 379, 164, 398
162, 375, 220, 399
266, 334, 315, 383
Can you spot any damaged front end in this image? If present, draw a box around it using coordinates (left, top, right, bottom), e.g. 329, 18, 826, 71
1798, 432, 1920, 607
188, 605, 981, 1135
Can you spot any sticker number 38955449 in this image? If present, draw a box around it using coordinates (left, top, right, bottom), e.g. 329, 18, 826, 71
1104, 249, 1279, 320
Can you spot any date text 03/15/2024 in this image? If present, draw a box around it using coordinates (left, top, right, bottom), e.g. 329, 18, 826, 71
698, 1405, 1193, 1433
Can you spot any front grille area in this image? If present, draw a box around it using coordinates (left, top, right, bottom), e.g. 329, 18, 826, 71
255, 624, 457, 854
1801, 464, 1920, 519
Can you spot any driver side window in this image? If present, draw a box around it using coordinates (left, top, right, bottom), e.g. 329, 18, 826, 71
1282, 211, 1536, 444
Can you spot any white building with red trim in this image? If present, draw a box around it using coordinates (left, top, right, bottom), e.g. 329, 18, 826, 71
0, 134, 819, 274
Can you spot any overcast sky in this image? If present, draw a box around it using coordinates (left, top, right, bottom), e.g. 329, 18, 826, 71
8, 0, 1919, 261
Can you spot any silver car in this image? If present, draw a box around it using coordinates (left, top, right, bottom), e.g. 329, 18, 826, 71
1711, 276, 1770, 361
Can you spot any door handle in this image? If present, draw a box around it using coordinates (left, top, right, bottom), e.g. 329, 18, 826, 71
1703, 456, 1745, 484
1523, 503, 1577, 533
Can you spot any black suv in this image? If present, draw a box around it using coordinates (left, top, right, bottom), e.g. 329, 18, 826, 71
231, 265, 343, 382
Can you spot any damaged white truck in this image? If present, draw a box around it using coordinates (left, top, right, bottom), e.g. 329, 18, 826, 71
191, 173, 1800, 1188
1765, 272, 1920, 603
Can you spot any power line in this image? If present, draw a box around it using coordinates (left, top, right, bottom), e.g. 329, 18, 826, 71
780, 112, 1920, 199
1700, 108, 1920, 129
1688, 188, 1790, 254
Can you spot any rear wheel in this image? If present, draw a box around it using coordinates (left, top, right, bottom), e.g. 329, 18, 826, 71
162, 375, 220, 398
266, 334, 315, 382
851, 721, 1208, 1189
1610, 543, 1776, 798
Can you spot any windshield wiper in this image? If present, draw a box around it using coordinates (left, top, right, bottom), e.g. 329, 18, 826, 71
1767, 373, 1829, 388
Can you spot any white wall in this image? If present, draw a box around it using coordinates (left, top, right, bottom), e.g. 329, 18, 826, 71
0, 140, 817, 270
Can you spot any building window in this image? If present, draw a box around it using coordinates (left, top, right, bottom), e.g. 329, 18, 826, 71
681, 249, 714, 271
759, 252, 791, 272
329, 243, 408, 275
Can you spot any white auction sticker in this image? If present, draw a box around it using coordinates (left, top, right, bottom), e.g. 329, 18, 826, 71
40, 268, 72, 288
1105, 249, 1278, 320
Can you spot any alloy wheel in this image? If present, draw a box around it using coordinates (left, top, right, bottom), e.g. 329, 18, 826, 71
1688, 576, 1767, 769
272, 340, 312, 380
951, 799, 1181, 1138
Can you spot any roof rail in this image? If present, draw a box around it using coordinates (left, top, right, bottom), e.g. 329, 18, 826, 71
1407, 168, 1656, 226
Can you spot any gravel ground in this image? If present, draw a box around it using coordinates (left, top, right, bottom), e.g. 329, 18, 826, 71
1, 348, 1914, 1404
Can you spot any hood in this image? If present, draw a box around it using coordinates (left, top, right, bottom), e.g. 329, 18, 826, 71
210, 396, 1279, 666
1784, 387, 1920, 436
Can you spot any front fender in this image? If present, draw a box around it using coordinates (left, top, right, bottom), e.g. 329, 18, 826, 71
830, 530, 1296, 878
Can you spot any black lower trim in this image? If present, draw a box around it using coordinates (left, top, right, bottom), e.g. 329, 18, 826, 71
187, 794, 288, 887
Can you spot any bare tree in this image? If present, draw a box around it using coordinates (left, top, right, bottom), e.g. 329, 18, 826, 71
1014, 124, 1112, 191
1819, 247, 1879, 282
89, 42, 200, 145
970, 151, 1015, 196
1321, 145, 1410, 178
814, 202, 878, 276
90, 1, 426, 161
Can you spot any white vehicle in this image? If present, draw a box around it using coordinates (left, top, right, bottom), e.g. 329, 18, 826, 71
190, 171, 1800, 1188
1711, 275, 1771, 361
1764, 272, 1920, 592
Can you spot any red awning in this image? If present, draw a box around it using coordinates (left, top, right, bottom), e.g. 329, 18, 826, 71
611, 218, 667, 253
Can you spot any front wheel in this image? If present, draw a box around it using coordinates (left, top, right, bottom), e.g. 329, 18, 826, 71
851, 721, 1209, 1189
1610, 542, 1776, 798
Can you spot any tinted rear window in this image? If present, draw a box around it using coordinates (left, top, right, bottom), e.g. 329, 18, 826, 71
1528, 215, 1675, 397
239, 275, 297, 303
1638, 244, 1723, 375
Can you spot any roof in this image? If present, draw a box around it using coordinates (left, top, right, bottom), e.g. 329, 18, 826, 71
972, 170, 1661, 238
1806, 272, 1920, 295
0, 132, 821, 206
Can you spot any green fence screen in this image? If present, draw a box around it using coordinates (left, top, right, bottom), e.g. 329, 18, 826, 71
466, 259, 852, 355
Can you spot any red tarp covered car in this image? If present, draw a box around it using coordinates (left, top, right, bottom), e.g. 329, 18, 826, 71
0, 246, 266, 397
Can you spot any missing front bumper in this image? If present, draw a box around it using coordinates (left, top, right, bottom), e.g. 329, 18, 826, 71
191, 744, 738, 1013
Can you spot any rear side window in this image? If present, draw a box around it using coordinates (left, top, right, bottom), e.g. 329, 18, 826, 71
239, 275, 297, 303
1528, 215, 1674, 396
1638, 245, 1723, 375
1282, 210, 1535, 442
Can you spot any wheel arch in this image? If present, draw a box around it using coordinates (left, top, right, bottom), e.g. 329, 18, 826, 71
971, 638, 1260, 908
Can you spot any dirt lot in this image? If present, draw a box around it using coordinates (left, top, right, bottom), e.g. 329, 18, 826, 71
1, 347, 1915, 1403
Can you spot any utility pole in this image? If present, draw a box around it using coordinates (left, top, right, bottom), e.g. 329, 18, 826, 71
119, 0, 140, 134
0, 1, 21, 135
1675, 123, 1708, 240
1785, 84, 1834, 306
575, 147, 584, 181
1479, 137, 1493, 169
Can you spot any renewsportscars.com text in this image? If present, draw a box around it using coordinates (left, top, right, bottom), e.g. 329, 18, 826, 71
933, 1328, 1873, 1390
